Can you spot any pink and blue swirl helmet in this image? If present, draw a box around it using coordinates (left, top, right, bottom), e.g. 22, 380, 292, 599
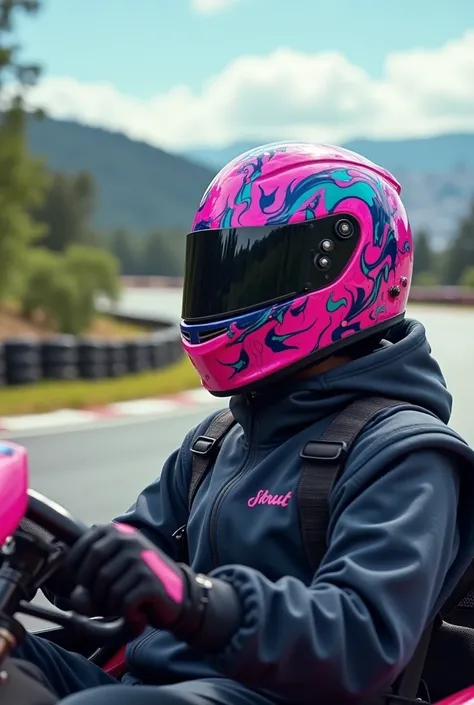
181, 142, 413, 396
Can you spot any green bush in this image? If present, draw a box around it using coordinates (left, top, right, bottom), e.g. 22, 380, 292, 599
63, 244, 121, 332
413, 271, 438, 286
459, 266, 474, 289
20, 245, 120, 335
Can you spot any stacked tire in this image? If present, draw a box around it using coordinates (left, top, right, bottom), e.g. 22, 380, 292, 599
0, 343, 5, 388
125, 340, 152, 373
149, 339, 165, 369
4, 338, 42, 385
0, 317, 183, 386
77, 340, 108, 379
106, 342, 128, 377
41, 337, 79, 380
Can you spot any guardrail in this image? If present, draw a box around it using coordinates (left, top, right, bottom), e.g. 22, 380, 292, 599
121, 278, 474, 306
122, 276, 184, 289
409, 286, 474, 305
0, 312, 183, 387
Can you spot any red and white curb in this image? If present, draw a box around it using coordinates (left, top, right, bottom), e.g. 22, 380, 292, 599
0, 388, 226, 434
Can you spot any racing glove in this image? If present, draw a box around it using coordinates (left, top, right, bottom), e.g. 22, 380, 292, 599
65, 523, 242, 650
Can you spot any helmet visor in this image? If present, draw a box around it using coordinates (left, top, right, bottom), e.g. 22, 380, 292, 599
181, 214, 359, 323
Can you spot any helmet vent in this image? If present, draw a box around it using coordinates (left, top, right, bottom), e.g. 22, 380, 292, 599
199, 327, 227, 343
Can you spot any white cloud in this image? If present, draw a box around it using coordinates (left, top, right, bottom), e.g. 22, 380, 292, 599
190, 0, 239, 13
17, 30, 474, 150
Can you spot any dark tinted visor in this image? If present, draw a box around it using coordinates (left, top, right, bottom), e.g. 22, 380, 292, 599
181, 214, 360, 322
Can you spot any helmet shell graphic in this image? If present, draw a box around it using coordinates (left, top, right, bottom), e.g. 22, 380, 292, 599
181, 142, 413, 396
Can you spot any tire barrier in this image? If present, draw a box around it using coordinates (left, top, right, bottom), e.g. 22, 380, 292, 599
106, 341, 128, 378
0, 316, 183, 386
0, 343, 5, 388
125, 339, 152, 373
77, 339, 109, 380
4, 338, 42, 386
41, 337, 79, 381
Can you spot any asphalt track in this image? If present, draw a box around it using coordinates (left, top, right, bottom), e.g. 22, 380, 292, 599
16, 409, 213, 524
13, 406, 224, 632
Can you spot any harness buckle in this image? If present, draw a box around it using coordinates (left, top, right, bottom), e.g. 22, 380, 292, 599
300, 440, 348, 462
191, 435, 218, 456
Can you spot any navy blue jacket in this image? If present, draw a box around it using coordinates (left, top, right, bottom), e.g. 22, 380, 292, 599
115, 319, 474, 703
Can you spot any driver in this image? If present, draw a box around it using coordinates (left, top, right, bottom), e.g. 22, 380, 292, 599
10, 143, 474, 705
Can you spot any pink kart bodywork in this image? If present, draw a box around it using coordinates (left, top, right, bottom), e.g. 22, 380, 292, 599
437, 688, 474, 705
0, 442, 128, 676
0, 442, 29, 545
0, 440, 472, 701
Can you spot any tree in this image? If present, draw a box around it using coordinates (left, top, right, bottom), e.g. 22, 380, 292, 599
0, 1, 41, 100
444, 200, 474, 285
459, 266, 474, 289
20, 245, 121, 335
19, 247, 78, 332
413, 230, 434, 284
0, 1, 47, 299
109, 228, 137, 274
413, 271, 438, 286
32, 170, 98, 251
139, 230, 181, 276
0, 107, 47, 299
63, 244, 120, 331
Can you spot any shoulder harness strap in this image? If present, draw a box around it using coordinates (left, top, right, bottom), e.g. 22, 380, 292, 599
188, 408, 236, 510
298, 395, 435, 704
298, 396, 403, 573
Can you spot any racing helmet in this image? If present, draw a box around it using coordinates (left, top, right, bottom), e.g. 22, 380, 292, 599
181, 142, 413, 397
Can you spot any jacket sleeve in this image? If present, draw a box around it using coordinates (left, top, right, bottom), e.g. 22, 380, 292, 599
44, 426, 198, 608
207, 449, 464, 704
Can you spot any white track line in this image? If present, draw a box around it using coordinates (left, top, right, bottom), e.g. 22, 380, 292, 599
0, 390, 227, 438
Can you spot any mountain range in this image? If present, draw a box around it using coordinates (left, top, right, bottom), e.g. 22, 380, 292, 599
185, 135, 474, 173
26, 117, 215, 232
27, 118, 474, 248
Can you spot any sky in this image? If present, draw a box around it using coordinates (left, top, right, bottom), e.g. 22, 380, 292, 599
12, 0, 474, 150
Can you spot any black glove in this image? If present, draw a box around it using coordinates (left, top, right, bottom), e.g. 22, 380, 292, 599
42, 562, 76, 603
65, 523, 242, 649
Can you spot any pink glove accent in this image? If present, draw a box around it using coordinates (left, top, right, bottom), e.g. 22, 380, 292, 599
114, 523, 184, 603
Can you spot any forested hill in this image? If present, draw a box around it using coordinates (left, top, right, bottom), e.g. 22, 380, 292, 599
26, 117, 474, 248
26, 117, 215, 232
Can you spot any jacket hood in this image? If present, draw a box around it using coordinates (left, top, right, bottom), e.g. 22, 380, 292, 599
230, 318, 452, 446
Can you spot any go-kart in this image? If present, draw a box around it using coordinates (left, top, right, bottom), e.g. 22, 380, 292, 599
0, 440, 130, 683
0, 438, 473, 705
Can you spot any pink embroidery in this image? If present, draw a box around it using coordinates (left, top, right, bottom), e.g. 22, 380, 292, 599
248, 489, 292, 508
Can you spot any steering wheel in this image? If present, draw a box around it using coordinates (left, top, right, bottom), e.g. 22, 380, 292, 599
26, 489, 89, 545
9, 489, 131, 644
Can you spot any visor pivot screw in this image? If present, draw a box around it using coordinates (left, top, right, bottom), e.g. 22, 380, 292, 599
315, 255, 331, 270
389, 285, 401, 298
335, 219, 354, 239
320, 239, 334, 253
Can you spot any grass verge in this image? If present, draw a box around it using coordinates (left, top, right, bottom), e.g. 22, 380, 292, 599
85, 314, 147, 339
0, 303, 147, 341
0, 355, 201, 417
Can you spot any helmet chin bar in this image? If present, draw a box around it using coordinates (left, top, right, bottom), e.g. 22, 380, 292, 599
206, 315, 405, 399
